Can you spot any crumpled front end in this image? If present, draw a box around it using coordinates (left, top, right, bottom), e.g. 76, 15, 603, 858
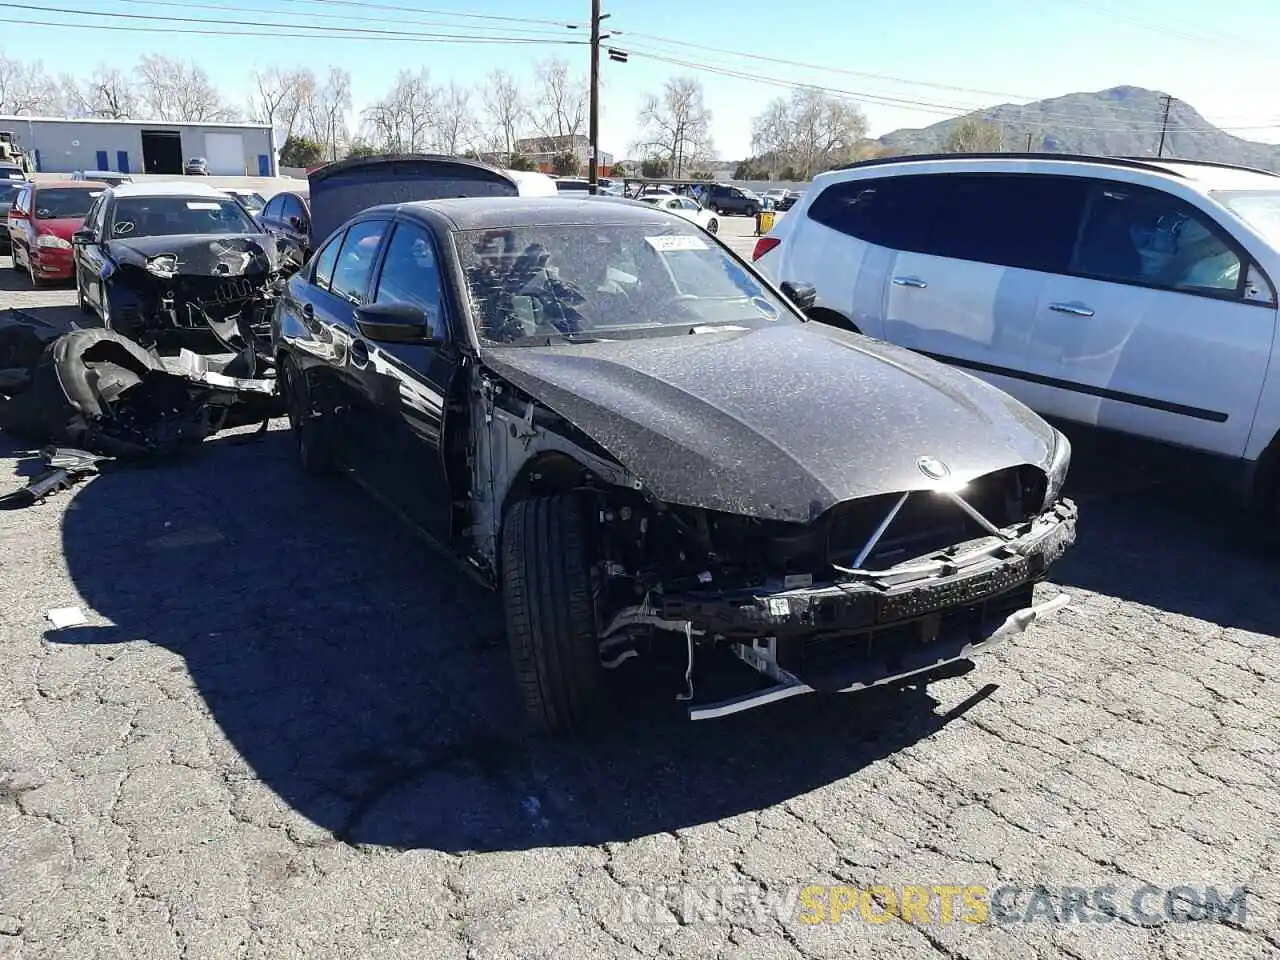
586, 445, 1078, 718
107, 236, 304, 350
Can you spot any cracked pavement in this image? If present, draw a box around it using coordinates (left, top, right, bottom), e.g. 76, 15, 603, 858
1, 251, 1278, 960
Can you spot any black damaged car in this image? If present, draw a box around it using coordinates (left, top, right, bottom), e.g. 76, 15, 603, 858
272, 195, 1078, 733
71, 181, 303, 347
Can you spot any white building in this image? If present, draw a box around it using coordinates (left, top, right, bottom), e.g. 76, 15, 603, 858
0, 115, 281, 176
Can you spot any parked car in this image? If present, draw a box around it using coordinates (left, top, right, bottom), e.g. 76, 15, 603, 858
554, 177, 591, 192
754, 152, 1280, 527
259, 188, 313, 256
7, 180, 105, 286
271, 193, 1077, 733
0, 179, 23, 254
776, 190, 801, 212
702, 183, 761, 217
0, 162, 26, 182
185, 157, 210, 175
635, 193, 719, 233
71, 170, 132, 186
219, 186, 267, 215
71, 181, 303, 344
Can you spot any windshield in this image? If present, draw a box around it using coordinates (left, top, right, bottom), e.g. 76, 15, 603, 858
458, 221, 798, 345
1212, 190, 1280, 249
109, 195, 260, 237
33, 188, 99, 220
0, 182, 20, 205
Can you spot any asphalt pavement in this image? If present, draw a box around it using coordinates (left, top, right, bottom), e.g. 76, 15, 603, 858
1, 246, 1279, 960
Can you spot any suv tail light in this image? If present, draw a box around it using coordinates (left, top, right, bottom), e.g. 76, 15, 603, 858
752, 236, 780, 261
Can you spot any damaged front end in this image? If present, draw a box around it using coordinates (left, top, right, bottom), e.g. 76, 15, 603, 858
107, 235, 303, 351
597, 468, 1077, 719
472, 372, 1078, 721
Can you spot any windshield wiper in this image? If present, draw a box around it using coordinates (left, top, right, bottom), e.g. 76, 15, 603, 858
494, 332, 606, 346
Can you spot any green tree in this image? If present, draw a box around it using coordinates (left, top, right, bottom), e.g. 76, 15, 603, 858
280, 134, 326, 168
609, 160, 627, 177
640, 156, 670, 178
551, 152, 579, 176
345, 140, 379, 159
689, 169, 714, 181
941, 119, 1005, 153
507, 153, 537, 171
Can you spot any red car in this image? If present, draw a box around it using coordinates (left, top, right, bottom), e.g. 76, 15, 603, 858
7, 180, 105, 285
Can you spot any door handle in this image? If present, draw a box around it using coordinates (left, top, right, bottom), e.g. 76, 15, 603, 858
1049, 302, 1094, 317
892, 276, 927, 288
349, 338, 370, 369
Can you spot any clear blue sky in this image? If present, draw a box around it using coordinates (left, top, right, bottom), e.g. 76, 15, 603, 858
5, 0, 1280, 160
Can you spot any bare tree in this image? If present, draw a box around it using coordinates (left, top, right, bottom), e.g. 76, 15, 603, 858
635, 76, 714, 178
750, 87, 867, 178
0, 52, 57, 115
433, 82, 476, 156
941, 118, 1005, 153
137, 55, 233, 122
480, 69, 526, 164
247, 67, 307, 141
311, 67, 352, 161
60, 66, 140, 119
363, 68, 436, 154
532, 57, 586, 142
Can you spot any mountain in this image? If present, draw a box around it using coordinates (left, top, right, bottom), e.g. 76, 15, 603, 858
875, 86, 1280, 172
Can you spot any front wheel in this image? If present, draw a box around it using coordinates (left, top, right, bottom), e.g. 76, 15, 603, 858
501, 495, 608, 734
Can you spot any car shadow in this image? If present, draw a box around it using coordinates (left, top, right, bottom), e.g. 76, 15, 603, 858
1052, 435, 1280, 634
47, 424, 972, 853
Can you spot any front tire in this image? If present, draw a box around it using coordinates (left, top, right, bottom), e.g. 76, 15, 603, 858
501, 495, 608, 734
281, 354, 336, 476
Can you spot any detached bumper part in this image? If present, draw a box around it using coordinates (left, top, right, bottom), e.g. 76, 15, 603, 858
664, 499, 1077, 720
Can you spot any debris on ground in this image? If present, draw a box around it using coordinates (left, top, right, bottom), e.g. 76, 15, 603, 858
45, 606, 87, 629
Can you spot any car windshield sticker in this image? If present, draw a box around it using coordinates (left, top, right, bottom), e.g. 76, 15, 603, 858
186, 202, 221, 210
645, 234, 708, 252
750, 297, 779, 320
113, 221, 134, 235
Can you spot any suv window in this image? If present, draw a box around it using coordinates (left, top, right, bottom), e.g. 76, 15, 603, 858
262, 195, 284, 220
925, 174, 1089, 273
310, 229, 345, 292
280, 195, 303, 221
373, 222, 447, 335
807, 174, 951, 252
1072, 182, 1242, 296
329, 219, 388, 304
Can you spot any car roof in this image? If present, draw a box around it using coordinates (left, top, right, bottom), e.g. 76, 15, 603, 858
77, 170, 126, 176
34, 180, 106, 190
367, 195, 698, 231
107, 180, 229, 199
812, 153, 1280, 197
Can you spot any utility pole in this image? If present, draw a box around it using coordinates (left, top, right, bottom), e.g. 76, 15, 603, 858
1025, 132, 1032, 151
587, 0, 603, 194
1157, 94, 1174, 158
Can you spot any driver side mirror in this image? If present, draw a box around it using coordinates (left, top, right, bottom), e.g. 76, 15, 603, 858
780, 280, 817, 312
355, 302, 441, 345
71, 228, 94, 245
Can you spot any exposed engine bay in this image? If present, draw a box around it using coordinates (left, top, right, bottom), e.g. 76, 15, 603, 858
106, 235, 303, 350
468, 372, 1077, 720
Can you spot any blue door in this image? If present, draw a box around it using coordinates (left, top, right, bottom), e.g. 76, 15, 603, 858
257, 154, 271, 177
116, 151, 130, 174
95, 150, 109, 170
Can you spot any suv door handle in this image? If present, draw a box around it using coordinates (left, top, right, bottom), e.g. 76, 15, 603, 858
892, 276, 927, 288
1049, 302, 1094, 317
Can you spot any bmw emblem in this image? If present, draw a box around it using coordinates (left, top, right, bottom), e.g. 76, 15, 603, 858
917, 456, 951, 480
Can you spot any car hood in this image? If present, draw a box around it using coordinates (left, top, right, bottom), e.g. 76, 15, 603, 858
106, 233, 298, 276
481, 323, 1057, 523
34, 217, 85, 241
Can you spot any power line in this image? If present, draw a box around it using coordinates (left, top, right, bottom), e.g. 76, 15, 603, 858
105, 0, 578, 36
8, 2, 581, 42
2, 13, 585, 44
173, 0, 585, 28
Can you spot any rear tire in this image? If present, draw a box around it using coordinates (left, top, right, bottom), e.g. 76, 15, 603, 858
501, 495, 608, 734
281, 354, 336, 477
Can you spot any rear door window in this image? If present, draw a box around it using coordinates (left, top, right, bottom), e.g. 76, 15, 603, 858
1071, 182, 1243, 297
328, 219, 389, 304
807, 174, 951, 252
310, 229, 345, 293
923, 173, 1089, 274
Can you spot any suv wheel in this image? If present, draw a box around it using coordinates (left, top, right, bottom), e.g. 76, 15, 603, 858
502, 495, 608, 734
281, 354, 336, 476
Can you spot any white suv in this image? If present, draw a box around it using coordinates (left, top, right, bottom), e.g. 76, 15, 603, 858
754, 153, 1280, 519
